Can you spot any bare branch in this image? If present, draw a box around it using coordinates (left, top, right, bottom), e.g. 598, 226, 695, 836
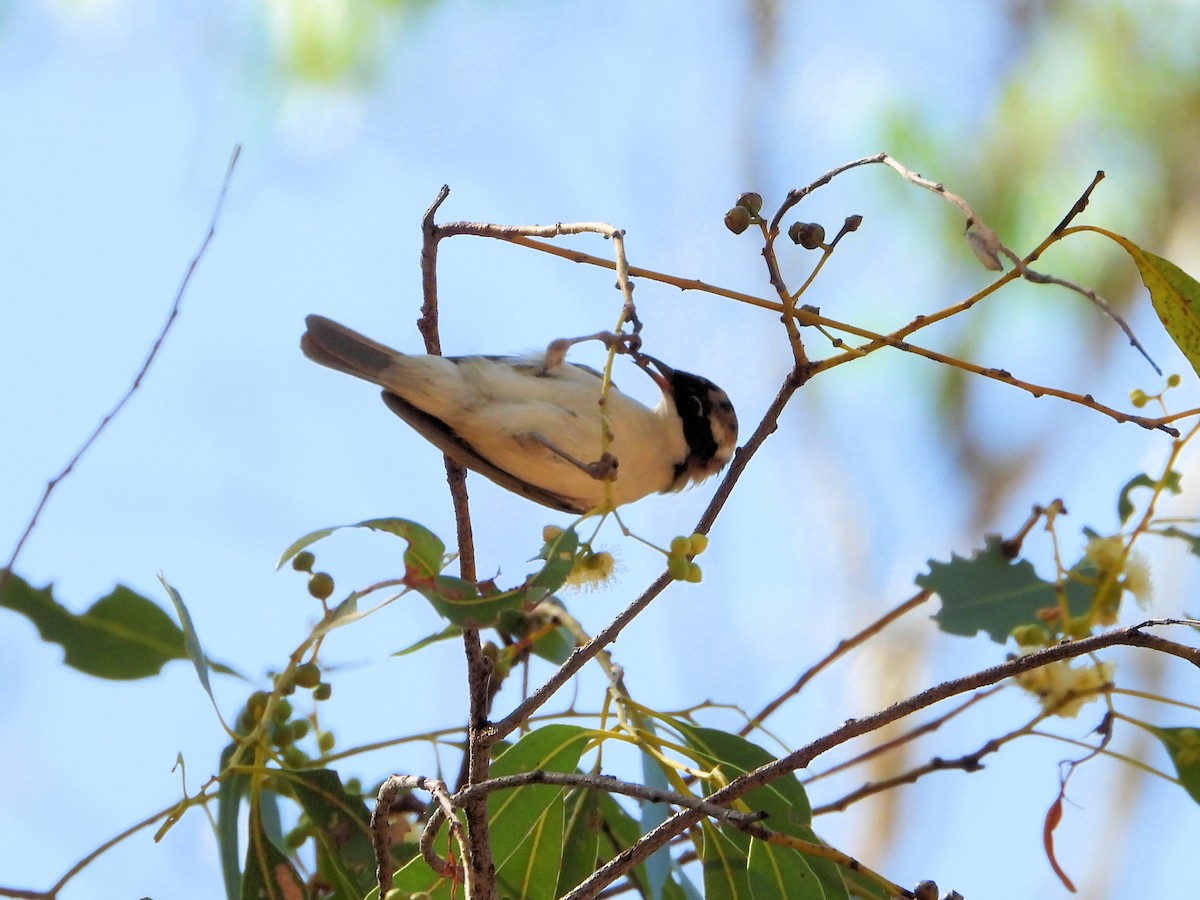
1, 146, 241, 594
373, 774, 465, 895
453, 770, 766, 828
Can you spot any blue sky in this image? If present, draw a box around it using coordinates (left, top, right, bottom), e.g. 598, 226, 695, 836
2, 2, 1197, 898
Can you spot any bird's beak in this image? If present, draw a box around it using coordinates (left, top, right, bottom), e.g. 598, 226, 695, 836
640, 354, 676, 393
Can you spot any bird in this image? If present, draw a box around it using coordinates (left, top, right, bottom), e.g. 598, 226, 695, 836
300, 314, 738, 513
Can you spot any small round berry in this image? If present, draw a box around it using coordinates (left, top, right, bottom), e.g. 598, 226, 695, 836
685, 562, 703, 583
313, 682, 333, 701
289, 719, 311, 741
292, 551, 316, 573
272, 698, 293, 724
294, 662, 322, 689
247, 690, 270, 716
724, 206, 753, 235
687, 533, 709, 555
670, 535, 691, 556
735, 192, 763, 215
667, 555, 690, 581
913, 881, 939, 900
281, 746, 309, 768
1168, 373, 1182, 388
1010, 624, 1048, 647
317, 730, 336, 754
308, 572, 335, 600
1129, 389, 1148, 408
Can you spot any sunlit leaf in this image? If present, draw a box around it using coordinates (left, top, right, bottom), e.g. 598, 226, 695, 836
746, 838, 826, 899
527, 527, 580, 600
702, 822, 752, 900
490, 724, 591, 900
1085, 228, 1200, 378
679, 726, 847, 900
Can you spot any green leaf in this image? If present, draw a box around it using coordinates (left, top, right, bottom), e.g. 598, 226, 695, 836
679, 727, 847, 900
217, 744, 248, 900
489, 724, 592, 900
386, 854, 457, 899
392, 624, 463, 657
527, 527, 580, 601
159, 576, 216, 704
284, 769, 378, 897
747, 839, 825, 900
385, 725, 591, 899
497, 603, 576, 665
1117, 471, 1182, 524
702, 823, 752, 900
1, 570, 205, 680
277, 518, 447, 574
641, 742, 673, 899
1160, 526, 1200, 558
410, 575, 496, 627
1148, 725, 1200, 805
241, 795, 307, 900
1094, 231, 1200, 378
557, 789, 602, 897
594, 790, 676, 898
1117, 474, 1156, 524
679, 727, 812, 825
918, 535, 1090, 643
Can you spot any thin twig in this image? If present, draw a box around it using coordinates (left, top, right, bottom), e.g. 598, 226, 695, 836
741, 590, 933, 735
806, 685, 1005, 786
878, 157, 1158, 373
496, 226, 1181, 436
1, 146, 241, 595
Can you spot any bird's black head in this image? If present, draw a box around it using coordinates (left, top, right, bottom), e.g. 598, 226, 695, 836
664, 368, 738, 489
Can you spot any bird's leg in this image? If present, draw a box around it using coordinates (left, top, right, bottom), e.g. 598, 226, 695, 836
528, 433, 619, 482
543, 331, 642, 372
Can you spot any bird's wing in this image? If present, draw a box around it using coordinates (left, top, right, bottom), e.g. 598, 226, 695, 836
380, 391, 586, 513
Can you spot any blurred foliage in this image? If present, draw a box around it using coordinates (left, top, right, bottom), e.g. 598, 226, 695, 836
263, 0, 439, 84
880, 0, 1200, 526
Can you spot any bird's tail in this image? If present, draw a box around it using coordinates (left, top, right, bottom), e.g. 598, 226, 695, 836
301, 315, 403, 385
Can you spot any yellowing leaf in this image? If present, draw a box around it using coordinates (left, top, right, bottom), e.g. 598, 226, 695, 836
1084, 227, 1200, 378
